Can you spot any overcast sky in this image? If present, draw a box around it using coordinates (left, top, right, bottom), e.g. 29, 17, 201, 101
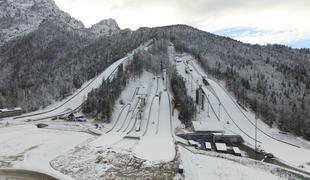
54, 0, 310, 48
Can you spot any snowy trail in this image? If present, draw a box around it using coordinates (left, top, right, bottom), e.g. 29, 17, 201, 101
133, 77, 175, 161
144, 97, 160, 136
124, 77, 155, 136
127, 79, 157, 136
139, 78, 158, 136
112, 92, 140, 133
122, 99, 141, 133
130, 79, 156, 136
14, 57, 128, 121
144, 76, 164, 136
118, 96, 141, 133
157, 91, 172, 136
108, 105, 130, 133
141, 78, 157, 128
107, 87, 140, 133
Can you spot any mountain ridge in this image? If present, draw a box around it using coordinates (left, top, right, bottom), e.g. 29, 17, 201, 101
0, 0, 121, 46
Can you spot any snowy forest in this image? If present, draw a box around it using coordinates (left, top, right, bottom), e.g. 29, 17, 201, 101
170, 71, 196, 127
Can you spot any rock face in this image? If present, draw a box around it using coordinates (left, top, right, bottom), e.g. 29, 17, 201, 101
0, 0, 121, 45
89, 18, 120, 37
0, 0, 84, 45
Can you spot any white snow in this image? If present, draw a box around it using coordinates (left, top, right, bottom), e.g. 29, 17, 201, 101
192, 120, 224, 132
133, 136, 175, 161
157, 91, 172, 136
0, 124, 92, 180
179, 146, 280, 180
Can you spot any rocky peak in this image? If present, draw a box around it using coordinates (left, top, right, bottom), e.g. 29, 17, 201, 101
89, 18, 120, 37
0, 0, 84, 45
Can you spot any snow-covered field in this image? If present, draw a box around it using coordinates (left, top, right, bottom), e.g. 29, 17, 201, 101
178, 145, 308, 180
0, 124, 92, 179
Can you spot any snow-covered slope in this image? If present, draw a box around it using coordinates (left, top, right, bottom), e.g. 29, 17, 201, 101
0, 0, 84, 45
89, 18, 120, 37
172, 48, 310, 172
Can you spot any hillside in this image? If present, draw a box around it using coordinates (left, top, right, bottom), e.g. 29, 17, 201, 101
0, 1, 309, 139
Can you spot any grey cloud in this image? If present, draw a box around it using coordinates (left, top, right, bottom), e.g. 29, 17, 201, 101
100, 0, 310, 26
54, 0, 310, 44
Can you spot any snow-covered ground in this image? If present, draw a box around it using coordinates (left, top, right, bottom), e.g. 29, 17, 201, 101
170, 47, 310, 173
51, 144, 178, 180
0, 124, 92, 179
178, 145, 307, 180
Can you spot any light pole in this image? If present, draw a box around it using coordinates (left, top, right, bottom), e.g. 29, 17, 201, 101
207, 94, 210, 117
218, 103, 221, 121
255, 116, 258, 153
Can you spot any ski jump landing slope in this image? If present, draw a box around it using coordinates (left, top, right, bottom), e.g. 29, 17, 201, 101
187, 58, 310, 171
133, 79, 175, 162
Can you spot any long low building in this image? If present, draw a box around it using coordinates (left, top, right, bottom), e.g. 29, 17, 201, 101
177, 132, 243, 144
0, 107, 23, 118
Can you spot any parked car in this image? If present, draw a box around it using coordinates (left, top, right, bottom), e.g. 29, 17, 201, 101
265, 153, 274, 159
76, 116, 87, 122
